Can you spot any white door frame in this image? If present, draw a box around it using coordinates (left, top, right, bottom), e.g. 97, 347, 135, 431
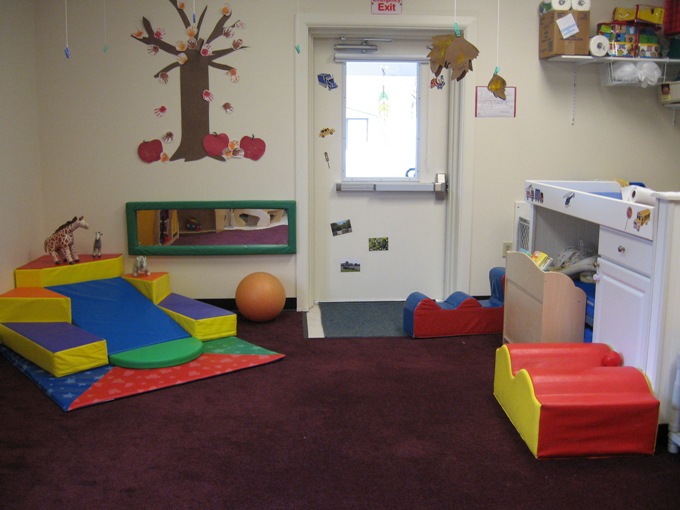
294, 13, 477, 311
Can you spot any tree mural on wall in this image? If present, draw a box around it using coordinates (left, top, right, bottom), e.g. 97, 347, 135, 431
132, 1, 265, 163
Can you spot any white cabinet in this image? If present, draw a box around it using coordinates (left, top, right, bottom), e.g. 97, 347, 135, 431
598, 226, 654, 274
593, 257, 652, 372
594, 226, 654, 372
522, 181, 680, 424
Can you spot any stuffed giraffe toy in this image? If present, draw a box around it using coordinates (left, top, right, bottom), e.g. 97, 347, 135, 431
44, 216, 90, 265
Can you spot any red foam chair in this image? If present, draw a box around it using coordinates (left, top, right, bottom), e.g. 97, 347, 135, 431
403, 267, 504, 338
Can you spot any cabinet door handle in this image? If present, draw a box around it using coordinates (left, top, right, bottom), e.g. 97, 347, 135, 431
618, 245, 626, 253
593, 273, 601, 282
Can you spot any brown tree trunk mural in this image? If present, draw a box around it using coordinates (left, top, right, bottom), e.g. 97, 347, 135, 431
175, 51, 210, 161
132, 1, 246, 162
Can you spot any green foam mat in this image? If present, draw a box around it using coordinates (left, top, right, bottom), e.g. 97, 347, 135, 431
109, 337, 204, 369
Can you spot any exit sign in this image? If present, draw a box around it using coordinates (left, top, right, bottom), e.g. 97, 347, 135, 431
371, 0, 402, 15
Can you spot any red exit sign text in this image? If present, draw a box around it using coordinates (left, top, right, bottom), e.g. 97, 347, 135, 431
371, 0, 403, 15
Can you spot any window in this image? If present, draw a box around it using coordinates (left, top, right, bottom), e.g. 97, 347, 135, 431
343, 60, 423, 181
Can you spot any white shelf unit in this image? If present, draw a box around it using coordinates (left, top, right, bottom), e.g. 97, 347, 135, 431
546, 55, 680, 85
543, 56, 680, 123
545, 55, 680, 66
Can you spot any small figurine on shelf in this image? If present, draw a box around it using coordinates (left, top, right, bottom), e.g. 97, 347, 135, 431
132, 255, 151, 277
44, 216, 89, 265
92, 231, 103, 258
185, 217, 202, 231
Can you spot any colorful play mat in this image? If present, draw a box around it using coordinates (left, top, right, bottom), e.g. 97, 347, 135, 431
0, 336, 283, 411
0, 254, 284, 411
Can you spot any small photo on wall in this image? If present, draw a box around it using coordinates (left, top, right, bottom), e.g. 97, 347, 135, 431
331, 219, 353, 236
340, 259, 361, 272
369, 237, 389, 251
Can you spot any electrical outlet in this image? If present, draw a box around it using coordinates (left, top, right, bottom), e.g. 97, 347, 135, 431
502, 242, 513, 258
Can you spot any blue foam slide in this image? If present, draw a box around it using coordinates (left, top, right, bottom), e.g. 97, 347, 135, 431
48, 277, 189, 355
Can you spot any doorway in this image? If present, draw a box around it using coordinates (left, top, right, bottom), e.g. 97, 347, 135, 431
294, 14, 477, 311
312, 36, 449, 302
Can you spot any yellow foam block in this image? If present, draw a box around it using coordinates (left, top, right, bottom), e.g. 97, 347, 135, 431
15, 254, 124, 288
160, 308, 237, 341
493, 345, 541, 457
0, 288, 71, 323
0, 323, 108, 377
122, 272, 171, 304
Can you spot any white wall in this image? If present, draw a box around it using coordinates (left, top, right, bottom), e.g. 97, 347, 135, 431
1, 0, 679, 300
301, 0, 680, 296
33, 0, 298, 299
463, 0, 680, 293
0, 1, 44, 291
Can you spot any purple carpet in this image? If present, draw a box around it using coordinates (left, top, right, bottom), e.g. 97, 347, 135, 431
1, 311, 679, 509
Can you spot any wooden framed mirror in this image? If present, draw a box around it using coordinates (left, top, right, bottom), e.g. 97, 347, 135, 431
126, 201, 296, 256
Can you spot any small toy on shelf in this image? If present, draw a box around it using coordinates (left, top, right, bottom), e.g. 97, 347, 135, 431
132, 255, 151, 277
92, 232, 103, 258
44, 216, 89, 265
185, 217, 202, 231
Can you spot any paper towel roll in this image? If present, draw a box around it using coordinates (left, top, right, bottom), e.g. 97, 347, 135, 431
538, 0, 571, 13
572, 0, 591, 11
552, 0, 572, 10
589, 35, 609, 57
623, 185, 657, 206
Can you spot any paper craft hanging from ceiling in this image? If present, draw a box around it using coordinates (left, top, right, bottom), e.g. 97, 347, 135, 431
427, 33, 479, 82
132, 1, 266, 163
486, 0, 508, 100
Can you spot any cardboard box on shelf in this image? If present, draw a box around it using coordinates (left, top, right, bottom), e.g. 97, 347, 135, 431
597, 21, 661, 58
638, 43, 661, 58
539, 10, 591, 59
613, 7, 637, 21
614, 5, 665, 25
635, 5, 664, 25
659, 82, 680, 105
610, 41, 636, 57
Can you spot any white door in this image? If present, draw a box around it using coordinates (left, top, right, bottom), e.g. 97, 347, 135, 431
311, 36, 453, 302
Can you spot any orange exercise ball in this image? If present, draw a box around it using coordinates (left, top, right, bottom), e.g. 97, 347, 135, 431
235, 272, 286, 322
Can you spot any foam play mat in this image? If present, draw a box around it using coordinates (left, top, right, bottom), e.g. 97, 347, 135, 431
47, 277, 190, 355
0, 254, 285, 411
0, 336, 284, 411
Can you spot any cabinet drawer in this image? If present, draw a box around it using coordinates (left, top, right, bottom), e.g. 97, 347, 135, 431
598, 227, 653, 276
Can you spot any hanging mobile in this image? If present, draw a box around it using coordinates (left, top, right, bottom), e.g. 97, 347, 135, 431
487, 0, 508, 100
103, 0, 110, 53
426, 0, 479, 82
64, 0, 70, 59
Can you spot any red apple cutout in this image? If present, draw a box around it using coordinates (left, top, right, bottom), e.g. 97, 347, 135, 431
240, 135, 266, 161
203, 132, 230, 158
138, 139, 163, 163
